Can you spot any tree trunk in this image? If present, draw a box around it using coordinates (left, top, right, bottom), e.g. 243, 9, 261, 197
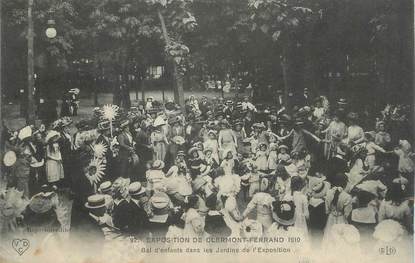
27, 0, 35, 124
281, 43, 290, 111
158, 10, 184, 108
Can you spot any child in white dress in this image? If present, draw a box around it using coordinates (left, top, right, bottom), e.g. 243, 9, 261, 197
254, 143, 269, 171
285, 176, 309, 237
267, 143, 278, 170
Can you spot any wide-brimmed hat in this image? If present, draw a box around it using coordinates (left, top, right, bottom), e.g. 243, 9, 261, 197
152, 160, 165, 170
98, 181, 112, 194
278, 145, 289, 151
149, 192, 171, 223
61, 117, 73, 127
207, 130, 217, 137
45, 130, 61, 144
177, 150, 186, 157
29, 195, 54, 213
85, 194, 107, 209
172, 136, 185, 145
128, 182, 146, 196
272, 200, 296, 226
309, 177, 330, 199
97, 120, 111, 131
188, 147, 199, 156
18, 126, 32, 141
153, 116, 166, 127
3, 151, 17, 167
203, 147, 213, 154
29, 185, 56, 213
252, 122, 266, 129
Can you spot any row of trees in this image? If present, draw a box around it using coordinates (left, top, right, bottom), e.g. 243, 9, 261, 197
2, 0, 413, 107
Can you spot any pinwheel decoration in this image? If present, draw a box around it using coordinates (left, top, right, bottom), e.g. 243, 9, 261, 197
101, 104, 120, 138
93, 142, 108, 159
85, 158, 106, 189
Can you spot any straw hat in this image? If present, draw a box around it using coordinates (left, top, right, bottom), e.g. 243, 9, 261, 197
85, 194, 107, 209
149, 192, 171, 223
45, 130, 61, 144
128, 182, 146, 196
29, 185, 56, 213
172, 136, 185, 145
153, 116, 166, 127
152, 160, 165, 170
3, 151, 17, 167
98, 181, 112, 194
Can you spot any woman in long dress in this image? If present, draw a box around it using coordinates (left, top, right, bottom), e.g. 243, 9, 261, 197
345, 112, 365, 147
218, 120, 237, 159
323, 111, 347, 160
151, 126, 169, 161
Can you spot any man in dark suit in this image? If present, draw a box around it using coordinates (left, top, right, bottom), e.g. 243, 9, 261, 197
128, 182, 150, 239
296, 88, 312, 108
199, 96, 211, 118
117, 119, 135, 179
